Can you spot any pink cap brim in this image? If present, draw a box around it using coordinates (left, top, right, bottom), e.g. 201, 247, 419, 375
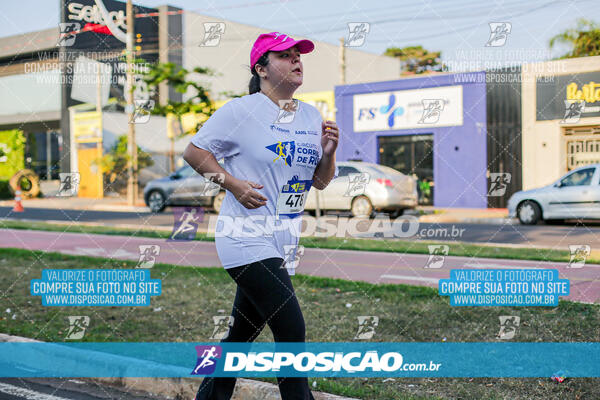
269, 39, 314, 54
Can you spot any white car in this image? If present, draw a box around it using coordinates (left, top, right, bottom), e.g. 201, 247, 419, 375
304, 161, 418, 217
507, 163, 600, 224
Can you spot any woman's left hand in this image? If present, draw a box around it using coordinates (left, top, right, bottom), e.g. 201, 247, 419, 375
321, 120, 339, 157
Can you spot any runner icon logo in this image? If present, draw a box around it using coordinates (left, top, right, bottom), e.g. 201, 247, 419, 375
568, 244, 590, 268
58, 22, 80, 47
354, 316, 379, 340
274, 99, 298, 123
65, 316, 90, 340
561, 100, 586, 124
137, 245, 160, 268
418, 99, 444, 124
497, 315, 520, 340
485, 22, 512, 47
487, 172, 511, 197
345, 23, 370, 47
424, 245, 449, 269
210, 316, 234, 340
200, 23, 225, 47
192, 345, 222, 375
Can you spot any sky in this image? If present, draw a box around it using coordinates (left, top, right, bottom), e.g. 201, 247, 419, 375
0, 0, 598, 68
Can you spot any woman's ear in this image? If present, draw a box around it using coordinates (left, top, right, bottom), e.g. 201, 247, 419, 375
255, 64, 267, 80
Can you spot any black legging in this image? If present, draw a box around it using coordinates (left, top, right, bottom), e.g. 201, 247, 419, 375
195, 257, 315, 400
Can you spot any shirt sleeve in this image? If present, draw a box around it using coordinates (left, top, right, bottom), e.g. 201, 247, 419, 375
190, 101, 240, 160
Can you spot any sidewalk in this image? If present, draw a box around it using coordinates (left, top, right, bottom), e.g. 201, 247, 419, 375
0, 194, 512, 224
417, 206, 511, 224
0, 194, 150, 213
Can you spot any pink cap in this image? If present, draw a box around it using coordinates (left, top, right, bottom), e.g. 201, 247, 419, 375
250, 32, 315, 69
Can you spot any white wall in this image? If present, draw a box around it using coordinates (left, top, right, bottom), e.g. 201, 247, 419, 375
0, 69, 61, 115
183, 12, 401, 99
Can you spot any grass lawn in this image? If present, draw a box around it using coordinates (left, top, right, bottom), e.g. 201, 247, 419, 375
0, 247, 598, 399
2, 219, 598, 265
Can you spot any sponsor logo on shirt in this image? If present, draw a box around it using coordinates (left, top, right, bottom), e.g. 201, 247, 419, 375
270, 124, 290, 134
283, 175, 312, 193
295, 130, 319, 136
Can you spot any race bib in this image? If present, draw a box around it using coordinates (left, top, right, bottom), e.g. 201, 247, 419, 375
276, 177, 312, 218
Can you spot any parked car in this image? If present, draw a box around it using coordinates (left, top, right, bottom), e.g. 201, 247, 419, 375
143, 164, 225, 213
304, 161, 418, 217
508, 163, 600, 225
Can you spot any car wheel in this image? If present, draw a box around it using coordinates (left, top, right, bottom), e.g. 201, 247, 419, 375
351, 196, 373, 218
517, 200, 541, 225
147, 190, 166, 213
390, 208, 404, 218
212, 191, 226, 213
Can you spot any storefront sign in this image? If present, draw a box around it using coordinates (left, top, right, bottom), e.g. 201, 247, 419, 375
536, 72, 600, 120
352, 85, 463, 132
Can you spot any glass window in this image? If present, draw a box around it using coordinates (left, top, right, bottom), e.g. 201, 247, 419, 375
176, 165, 197, 178
336, 166, 360, 177
560, 168, 595, 187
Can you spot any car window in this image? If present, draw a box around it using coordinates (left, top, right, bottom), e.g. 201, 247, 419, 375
560, 168, 595, 187
177, 165, 197, 178
337, 166, 359, 177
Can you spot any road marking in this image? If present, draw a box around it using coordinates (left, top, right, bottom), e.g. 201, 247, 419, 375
464, 262, 600, 269
380, 275, 439, 283
0, 382, 70, 400
463, 263, 544, 270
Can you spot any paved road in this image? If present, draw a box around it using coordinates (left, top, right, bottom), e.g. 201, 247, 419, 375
0, 378, 167, 400
2, 206, 600, 249
2, 229, 598, 304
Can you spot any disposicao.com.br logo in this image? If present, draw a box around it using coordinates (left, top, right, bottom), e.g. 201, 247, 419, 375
190, 347, 441, 376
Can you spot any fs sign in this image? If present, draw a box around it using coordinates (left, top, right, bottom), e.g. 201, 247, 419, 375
353, 86, 463, 132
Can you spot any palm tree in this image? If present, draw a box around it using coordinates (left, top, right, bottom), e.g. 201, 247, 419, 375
549, 19, 600, 59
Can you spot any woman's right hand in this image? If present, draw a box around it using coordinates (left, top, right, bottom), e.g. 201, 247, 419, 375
231, 179, 268, 209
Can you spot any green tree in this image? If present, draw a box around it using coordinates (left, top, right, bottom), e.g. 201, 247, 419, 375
96, 135, 154, 194
143, 62, 216, 124
550, 18, 600, 58
384, 45, 443, 75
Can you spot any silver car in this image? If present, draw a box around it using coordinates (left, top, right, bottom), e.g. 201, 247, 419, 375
143, 164, 225, 213
304, 161, 418, 217
508, 163, 600, 224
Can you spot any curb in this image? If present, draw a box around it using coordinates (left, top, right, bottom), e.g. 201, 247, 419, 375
418, 216, 513, 225
0, 200, 150, 213
0, 334, 357, 400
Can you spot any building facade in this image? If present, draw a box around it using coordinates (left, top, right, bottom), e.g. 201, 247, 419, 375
521, 55, 600, 190
334, 72, 489, 208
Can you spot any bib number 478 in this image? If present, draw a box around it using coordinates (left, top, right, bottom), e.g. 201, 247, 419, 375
285, 193, 304, 208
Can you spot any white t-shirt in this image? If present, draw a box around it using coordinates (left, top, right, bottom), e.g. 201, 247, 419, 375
190, 92, 338, 274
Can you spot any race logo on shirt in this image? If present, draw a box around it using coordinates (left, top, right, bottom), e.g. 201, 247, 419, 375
266, 141, 320, 168
266, 141, 296, 166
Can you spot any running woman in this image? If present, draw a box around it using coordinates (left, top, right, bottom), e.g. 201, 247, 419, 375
183, 32, 339, 400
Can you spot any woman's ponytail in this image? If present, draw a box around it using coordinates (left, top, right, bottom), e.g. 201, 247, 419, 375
248, 52, 270, 94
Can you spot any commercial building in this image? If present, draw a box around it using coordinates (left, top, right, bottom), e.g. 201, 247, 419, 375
521, 55, 600, 189
334, 69, 523, 208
